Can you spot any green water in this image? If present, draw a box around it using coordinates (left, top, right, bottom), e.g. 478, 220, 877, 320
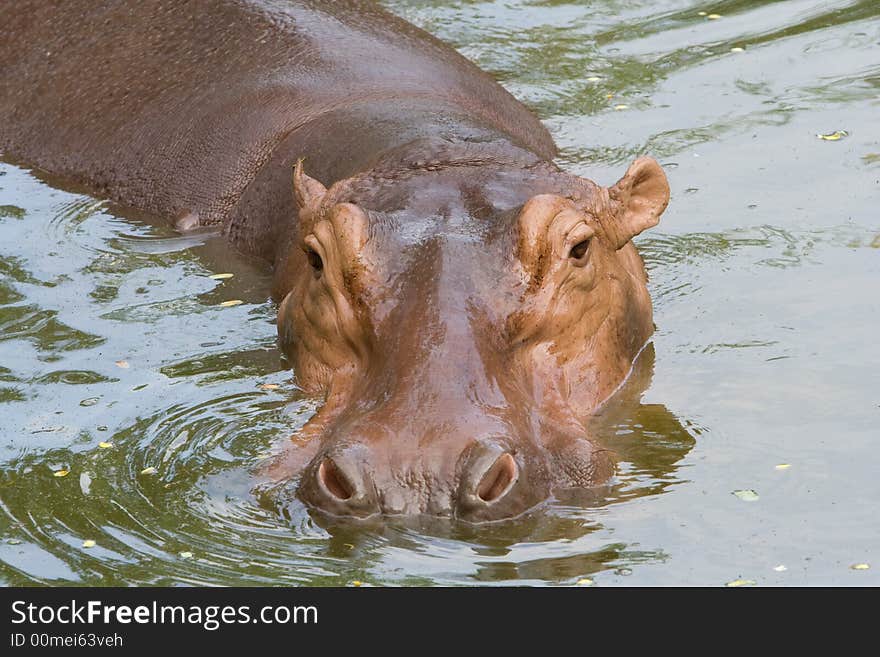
1, 0, 878, 586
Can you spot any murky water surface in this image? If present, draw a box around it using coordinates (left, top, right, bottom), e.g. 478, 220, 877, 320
1, 0, 878, 585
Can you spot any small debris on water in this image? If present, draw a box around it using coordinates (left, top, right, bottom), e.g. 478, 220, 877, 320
82, 539, 96, 548
179, 551, 193, 559
53, 469, 69, 478
351, 580, 363, 587
79, 397, 99, 407
733, 489, 760, 502
615, 568, 633, 576
726, 578, 756, 587
816, 130, 848, 141
773, 565, 787, 572
115, 360, 130, 369
774, 463, 791, 470
576, 578, 594, 586
698, 11, 707, 16
140, 466, 157, 476
614, 104, 628, 110
209, 273, 234, 280
219, 299, 243, 307
707, 14, 722, 20
259, 383, 280, 391
586, 76, 602, 82
730, 47, 744, 53
851, 563, 870, 570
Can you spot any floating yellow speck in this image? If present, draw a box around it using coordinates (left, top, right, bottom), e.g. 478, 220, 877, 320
726, 579, 756, 587
140, 466, 157, 476
115, 360, 130, 369
219, 299, 243, 307
576, 578, 594, 586
180, 551, 193, 559
731, 47, 744, 53
352, 580, 363, 587
707, 14, 722, 20
773, 565, 787, 572
775, 463, 791, 470
614, 104, 629, 111
259, 383, 280, 391
209, 273, 234, 280
82, 540, 96, 548
98, 441, 113, 449
698, 11, 707, 16
586, 76, 601, 82
851, 563, 870, 570
733, 489, 759, 502
53, 469, 69, 478
817, 130, 848, 141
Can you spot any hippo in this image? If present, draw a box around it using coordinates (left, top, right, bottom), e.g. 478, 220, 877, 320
0, 0, 670, 521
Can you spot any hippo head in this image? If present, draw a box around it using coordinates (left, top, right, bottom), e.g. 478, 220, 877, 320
270, 149, 669, 522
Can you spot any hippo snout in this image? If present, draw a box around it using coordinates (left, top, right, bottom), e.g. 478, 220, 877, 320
299, 440, 549, 522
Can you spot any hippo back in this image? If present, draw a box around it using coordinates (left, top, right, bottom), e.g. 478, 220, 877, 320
0, 0, 555, 251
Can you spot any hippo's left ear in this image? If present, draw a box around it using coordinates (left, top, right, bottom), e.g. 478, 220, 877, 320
293, 159, 328, 222
607, 157, 670, 249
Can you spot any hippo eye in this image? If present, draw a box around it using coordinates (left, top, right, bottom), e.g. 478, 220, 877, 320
568, 238, 591, 261
305, 247, 323, 273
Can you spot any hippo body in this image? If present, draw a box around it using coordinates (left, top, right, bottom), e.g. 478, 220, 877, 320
0, 0, 670, 521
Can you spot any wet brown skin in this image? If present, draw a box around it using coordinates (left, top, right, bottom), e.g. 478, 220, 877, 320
0, 0, 669, 521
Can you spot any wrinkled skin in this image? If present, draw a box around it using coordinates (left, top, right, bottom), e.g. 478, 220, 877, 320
0, 0, 669, 521
268, 150, 668, 521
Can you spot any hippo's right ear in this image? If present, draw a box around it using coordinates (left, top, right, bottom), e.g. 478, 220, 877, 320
293, 159, 328, 222
607, 157, 670, 249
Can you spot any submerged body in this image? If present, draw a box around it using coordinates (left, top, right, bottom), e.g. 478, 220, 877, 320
0, 0, 670, 521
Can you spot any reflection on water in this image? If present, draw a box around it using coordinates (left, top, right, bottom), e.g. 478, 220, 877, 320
2, 0, 879, 585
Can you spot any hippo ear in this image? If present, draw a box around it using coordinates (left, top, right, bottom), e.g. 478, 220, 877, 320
607, 157, 669, 249
293, 159, 328, 218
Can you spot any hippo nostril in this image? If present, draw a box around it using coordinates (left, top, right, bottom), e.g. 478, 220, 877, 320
476, 452, 518, 503
317, 458, 353, 501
